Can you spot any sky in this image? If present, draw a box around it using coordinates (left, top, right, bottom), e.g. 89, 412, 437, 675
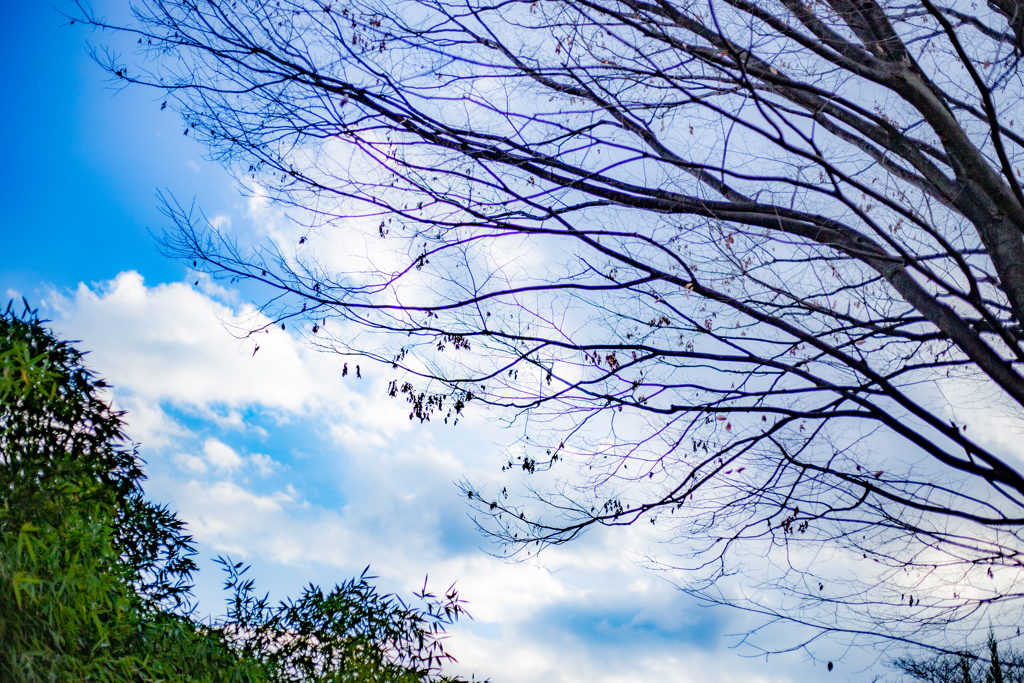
0, 3, 891, 681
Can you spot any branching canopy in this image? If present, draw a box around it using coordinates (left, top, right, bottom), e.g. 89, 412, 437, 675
76, 0, 1024, 653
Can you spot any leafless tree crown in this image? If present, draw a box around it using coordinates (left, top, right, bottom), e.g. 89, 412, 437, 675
77, 0, 1024, 654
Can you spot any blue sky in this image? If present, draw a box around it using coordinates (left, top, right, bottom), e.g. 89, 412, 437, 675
0, 3, 885, 681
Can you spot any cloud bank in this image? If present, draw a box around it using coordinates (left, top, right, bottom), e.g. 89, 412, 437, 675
37, 271, 857, 682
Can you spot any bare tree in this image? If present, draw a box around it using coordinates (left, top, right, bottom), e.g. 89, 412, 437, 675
893, 630, 1024, 683
76, 0, 1024, 656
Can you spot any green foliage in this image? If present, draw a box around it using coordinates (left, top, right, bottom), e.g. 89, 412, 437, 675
0, 298, 196, 608
0, 301, 258, 682
0, 302, 476, 683
893, 632, 1024, 683
221, 560, 469, 683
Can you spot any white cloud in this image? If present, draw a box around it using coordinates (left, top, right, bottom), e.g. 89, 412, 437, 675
249, 452, 280, 477
209, 213, 232, 229
44, 271, 346, 413
174, 452, 208, 474
40, 272, 878, 683
203, 438, 244, 472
